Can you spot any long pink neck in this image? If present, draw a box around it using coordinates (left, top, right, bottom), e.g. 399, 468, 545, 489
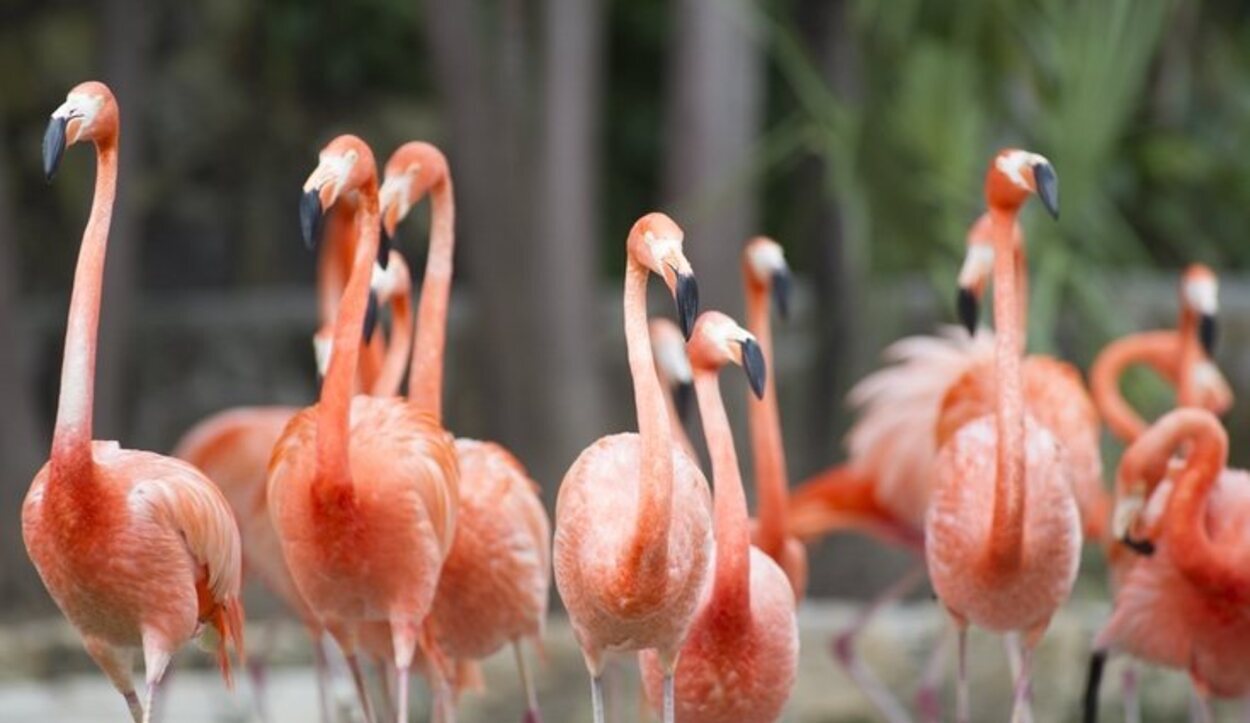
315, 182, 380, 491
407, 177, 454, 423
744, 284, 788, 560
50, 137, 118, 482
695, 369, 751, 628
372, 290, 412, 397
1176, 305, 1202, 407
984, 204, 1027, 571
622, 256, 673, 583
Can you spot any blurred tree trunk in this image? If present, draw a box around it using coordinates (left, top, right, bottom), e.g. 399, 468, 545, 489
0, 131, 47, 607
664, 0, 763, 313
797, 0, 861, 477
95, 0, 153, 441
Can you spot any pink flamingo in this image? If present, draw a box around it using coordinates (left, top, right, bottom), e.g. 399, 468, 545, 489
267, 135, 459, 723
926, 149, 1079, 723
554, 212, 712, 723
639, 311, 799, 722
741, 236, 808, 600
22, 81, 245, 723
649, 317, 697, 460
1087, 408, 1250, 722
378, 140, 551, 723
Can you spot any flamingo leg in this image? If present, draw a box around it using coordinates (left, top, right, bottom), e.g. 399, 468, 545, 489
590, 675, 605, 723
1083, 647, 1108, 723
139, 635, 172, 723
1189, 686, 1213, 723
513, 640, 543, 723
83, 636, 141, 723
1008, 643, 1033, 723
955, 625, 969, 723
914, 620, 951, 723
662, 673, 675, 723
831, 563, 926, 723
1121, 662, 1140, 723
124, 691, 144, 723
311, 635, 334, 723
374, 655, 397, 723
345, 654, 377, 723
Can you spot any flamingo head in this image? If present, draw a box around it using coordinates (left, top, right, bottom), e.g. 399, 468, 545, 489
955, 213, 995, 335
44, 81, 118, 182
300, 135, 377, 252
743, 236, 793, 320
380, 141, 449, 241
1181, 264, 1218, 355
985, 148, 1059, 219
629, 212, 699, 339
687, 311, 766, 400
650, 318, 695, 422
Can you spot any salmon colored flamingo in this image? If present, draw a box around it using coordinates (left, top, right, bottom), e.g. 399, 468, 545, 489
378, 140, 552, 723
554, 212, 712, 723
267, 135, 459, 723
1091, 264, 1231, 444
1084, 408, 1250, 723
741, 237, 808, 600
22, 81, 245, 723
650, 317, 697, 460
639, 311, 799, 723
926, 148, 1079, 723
173, 249, 413, 722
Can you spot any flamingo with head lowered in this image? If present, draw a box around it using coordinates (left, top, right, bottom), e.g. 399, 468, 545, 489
22, 81, 245, 723
267, 135, 459, 723
649, 317, 697, 460
554, 212, 712, 723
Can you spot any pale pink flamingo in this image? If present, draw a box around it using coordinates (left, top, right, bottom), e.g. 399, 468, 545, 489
742, 236, 808, 600
267, 135, 459, 723
639, 311, 799, 722
649, 317, 697, 460
1085, 408, 1250, 723
378, 140, 551, 723
554, 212, 712, 723
926, 149, 1080, 723
22, 81, 245, 723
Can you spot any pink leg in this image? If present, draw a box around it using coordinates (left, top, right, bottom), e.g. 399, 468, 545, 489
1121, 662, 1140, 723
1009, 643, 1033, 723
955, 624, 970, 723
514, 640, 543, 723
140, 633, 172, 723
914, 622, 951, 723
83, 636, 141, 722
373, 654, 397, 723
311, 635, 334, 723
411, 619, 456, 723
1189, 686, 1213, 723
345, 654, 377, 723
831, 563, 926, 723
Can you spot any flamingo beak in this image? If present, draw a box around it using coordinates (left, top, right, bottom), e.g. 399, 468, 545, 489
739, 338, 767, 399
673, 381, 694, 424
43, 116, 68, 182
957, 287, 979, 337
1200, 314, 1217, 356
363, 290, 380, 344
378, 227, 393, 270
299, 190, 324, 251
1033, 162, 1059, 220
675, 273, 699, 340
772, 269, 793, 321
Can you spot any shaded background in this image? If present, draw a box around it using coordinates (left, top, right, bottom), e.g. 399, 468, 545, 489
3, 0, 1250, 638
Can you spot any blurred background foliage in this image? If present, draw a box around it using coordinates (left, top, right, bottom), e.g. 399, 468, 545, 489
2, 0, 1249, 606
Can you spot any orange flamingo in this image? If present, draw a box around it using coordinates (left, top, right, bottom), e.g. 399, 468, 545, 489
554, 212, 712, 723
22, 81, 245, 723
1086, 408, 1250, 722
267, 135, 459, 723
639, 311, 799, 722
741, 237, 808, 600
173, 249, 413, 721
926, 148, 1079, 723
378, 141, 551, 723
649, 317, 697, 460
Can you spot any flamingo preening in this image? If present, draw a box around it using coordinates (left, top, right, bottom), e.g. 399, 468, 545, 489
22, 81, 245, 723
267, 135, 459, 723
554, 212, 712, 723
379, 141, 551, 723
640, 311, 800, 723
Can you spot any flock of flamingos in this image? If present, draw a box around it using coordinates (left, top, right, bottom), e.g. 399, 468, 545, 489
17, 79, 1250, 723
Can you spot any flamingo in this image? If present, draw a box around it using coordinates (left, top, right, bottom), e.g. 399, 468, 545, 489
925, 148, 1080, 723
172, 249, 413, 721
378, 140, 552, 723
649, 317, 697, 460
639, 311, 800, 722
267, 135, 459, 723
741, 237, 808, 600
554, 212, 712, 723
1086, 408, 1250, 722
22, 81, 245, 723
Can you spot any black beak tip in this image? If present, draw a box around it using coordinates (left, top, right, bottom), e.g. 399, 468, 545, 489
674, 381, 694, 424
1200, 314, 1217, 356
1033, 162, 1060, 220
675, 273, 699, 340
1120, 534, 1156, 557
957, 287, 979, 336
772, 269, 793, 322
299, 190, 324, 251
378, 226, 392, 270
741, 338, 767, 400
363, 291, 380, 344
42, 116, 68, 183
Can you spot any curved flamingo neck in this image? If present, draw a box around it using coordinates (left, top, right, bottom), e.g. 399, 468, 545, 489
623, 254, 673, 584
744, 283, 788, 560
407, 176, 454, 423
695, 369, 751, 627
372, 291, 412, 397
50, 136, 118, 482
984, 204, 1026, 571
1176, 305, 1202, 407
315, 180, 380, 492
